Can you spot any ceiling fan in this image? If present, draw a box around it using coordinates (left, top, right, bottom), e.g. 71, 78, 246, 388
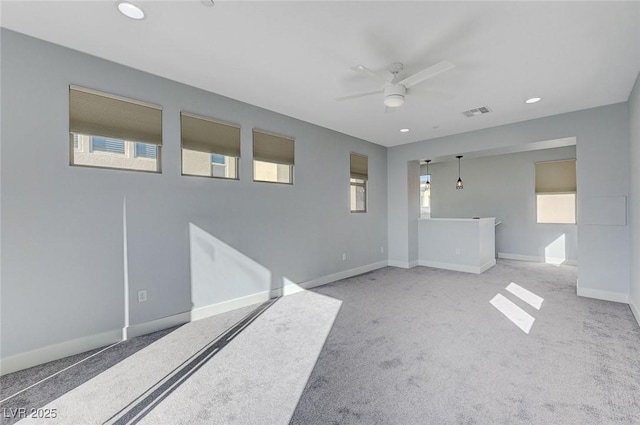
337, 60, 456, 111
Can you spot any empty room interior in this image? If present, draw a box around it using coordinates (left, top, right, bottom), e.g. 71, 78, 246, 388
1, 1, 639, 424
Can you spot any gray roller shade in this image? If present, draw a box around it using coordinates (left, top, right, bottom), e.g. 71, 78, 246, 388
181, 112, 240, 157
535, 159, 576, 193
350, 153, 368, 180
253, 129, 294, 165
69, 86, 162, 145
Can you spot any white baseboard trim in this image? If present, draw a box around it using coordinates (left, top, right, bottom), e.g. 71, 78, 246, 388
479, 259, 497, 273
629, 299, 640, 328
418, 260, 489, 274
388, 260, 418, 269
498, 252, 577, 266
498, 252, 540, 262
125, 311, 191, 340
0, 329, 122, 376
298, 260, 389, 290
190, 291, 271, 322
576, 285, 629, 304
0, 261, 390, 375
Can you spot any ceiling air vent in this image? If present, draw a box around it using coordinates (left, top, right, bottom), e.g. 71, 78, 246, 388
462, 106, 491, 117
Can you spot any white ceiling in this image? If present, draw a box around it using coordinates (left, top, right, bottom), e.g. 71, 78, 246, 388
1, 1, 639, 147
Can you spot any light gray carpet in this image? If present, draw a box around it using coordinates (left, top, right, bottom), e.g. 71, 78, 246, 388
290, 260, 640, 425
12, 291, 341, 424
0, 326, 179, 425
138, 290, 341, 425
4, 260, 639, 424
8, 304, 257, 425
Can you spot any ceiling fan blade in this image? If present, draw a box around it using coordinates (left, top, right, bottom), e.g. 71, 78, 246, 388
351, 65, 390, 85
407, 87, 455, 100
336, 90, 382, 102
398, 60, 456, 89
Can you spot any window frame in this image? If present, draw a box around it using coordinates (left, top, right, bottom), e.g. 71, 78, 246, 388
252, 129, 295, 185
350, 177, 367, 213
180, 112, 241, 180
419, 174, 431, 219
350, 153, 368, 213
69, 85, 162, 174
534, 159, 577, 224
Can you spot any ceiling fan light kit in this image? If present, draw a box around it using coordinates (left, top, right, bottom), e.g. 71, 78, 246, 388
383, 85, 406, 107
337, 60, 456, 111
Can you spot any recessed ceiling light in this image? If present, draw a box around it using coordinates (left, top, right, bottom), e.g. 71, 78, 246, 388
117, 2, 145, 20
400, 128, 409, 133
525, 97, 542, 104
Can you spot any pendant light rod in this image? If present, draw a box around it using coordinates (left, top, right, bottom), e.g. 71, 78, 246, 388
456, 155, 463, 190
425, 159, 431, 190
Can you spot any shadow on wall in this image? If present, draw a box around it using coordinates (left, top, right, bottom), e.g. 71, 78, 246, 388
188, 223, 305, 319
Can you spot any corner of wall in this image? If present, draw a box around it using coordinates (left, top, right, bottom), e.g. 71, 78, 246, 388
629, 71, 640, 328
630, 299, 640, 328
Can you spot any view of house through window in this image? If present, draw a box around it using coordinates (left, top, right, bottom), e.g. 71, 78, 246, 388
69, 85, 162, 173
535, 159, 577, 224
72, 134, 159, 172
253, 161, 292, 183
420, 174, 431, 218
182, 150, 238, 179
350, 153, 368, 213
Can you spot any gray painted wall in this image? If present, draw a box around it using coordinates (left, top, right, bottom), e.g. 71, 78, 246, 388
388, 103, 630, 299
428, 146, 578, 263
0, 30, 388, 359
630, 73, 640, 315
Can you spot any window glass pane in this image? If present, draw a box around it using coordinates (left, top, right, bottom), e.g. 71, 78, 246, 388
92, 136, 125, 154
350, 178, 366, 212
254, 160, 292, 184
135, 142, 157, 159
536, 193, 576, 224
71, 133, 160, 172
211, 153, 226, 164
182, 149, 237, 179
420, 174, 431, 218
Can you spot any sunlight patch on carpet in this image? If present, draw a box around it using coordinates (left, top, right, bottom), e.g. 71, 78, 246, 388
490, 294, 535, 334
506, 282, 544, 310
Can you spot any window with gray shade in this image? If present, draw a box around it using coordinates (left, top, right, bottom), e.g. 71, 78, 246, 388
181, 112, 239, 179
253, 129, 294, 184
69, 85, 162, 173
535, 159, 577, 224
350, 153, 368, 213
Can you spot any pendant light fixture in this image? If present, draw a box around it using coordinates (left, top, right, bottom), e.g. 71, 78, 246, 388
424, 160, 431, 190
456, 155, 464, 190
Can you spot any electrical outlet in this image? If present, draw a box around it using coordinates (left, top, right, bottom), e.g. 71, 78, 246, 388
342, 253, 347, 261
137, 289, 148, 303
380, 246, 384, 253
455, 248, 461, 255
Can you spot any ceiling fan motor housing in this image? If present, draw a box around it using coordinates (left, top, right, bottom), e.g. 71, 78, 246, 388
384, 84, 406, 107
